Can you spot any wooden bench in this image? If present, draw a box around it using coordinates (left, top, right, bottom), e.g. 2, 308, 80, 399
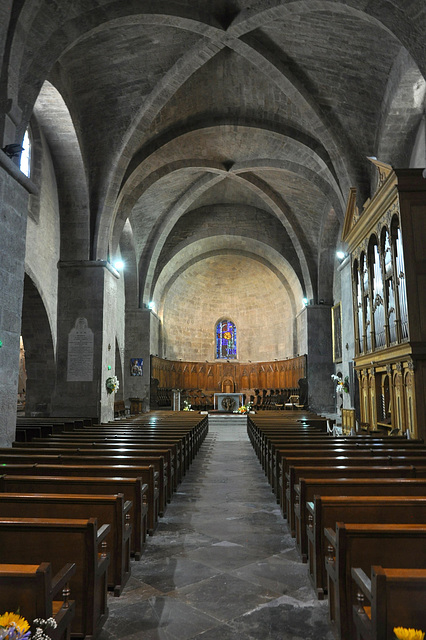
1, 449, 167, 518
307, 495, 426, 599
269, 442, 426, 496
0, 562, 75, 640
15, 440, 176, 501
26, 435, 184, 484
10, 444, 172, 511
0, 455, 160, 535
294, 477, 426, 566
0, 517, 110, 639
0, 492, 132, 596
325, 523, 426, 640
113, 400, 126, 418
351, 565, 426, 640
284, 460, 423, 530
0, 471, 150, 556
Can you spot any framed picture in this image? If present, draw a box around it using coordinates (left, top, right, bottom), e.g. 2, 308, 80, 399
130, 358, 143, 376
332, 303, 342, 363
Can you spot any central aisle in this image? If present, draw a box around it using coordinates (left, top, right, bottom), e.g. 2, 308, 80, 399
100, 422, 334, 640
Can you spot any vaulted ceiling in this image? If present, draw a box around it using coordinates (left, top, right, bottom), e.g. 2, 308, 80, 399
5, 1, 426, 317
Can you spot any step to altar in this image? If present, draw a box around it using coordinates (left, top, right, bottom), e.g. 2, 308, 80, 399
208, 413, 248, 429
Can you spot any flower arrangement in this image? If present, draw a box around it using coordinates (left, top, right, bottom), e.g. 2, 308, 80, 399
0, 614, 56, 640
331, 373, 349, 394
394, 628, 425, 640
183, 400, 193, 411
106, 376, 119, 394
237, 403, 253, 414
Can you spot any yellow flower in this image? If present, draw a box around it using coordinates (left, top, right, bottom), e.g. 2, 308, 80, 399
0, 611, 30, 634
223, 332, 231, 340
394, 628, 425, 640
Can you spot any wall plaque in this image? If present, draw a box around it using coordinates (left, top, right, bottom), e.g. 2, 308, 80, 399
67, 317, 94, 381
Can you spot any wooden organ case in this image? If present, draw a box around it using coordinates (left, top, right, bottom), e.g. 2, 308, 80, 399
342, 162, 426, 441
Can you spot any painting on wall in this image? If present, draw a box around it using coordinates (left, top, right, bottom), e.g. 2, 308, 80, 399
332, 303, 342, 363
130, 358, 143, 376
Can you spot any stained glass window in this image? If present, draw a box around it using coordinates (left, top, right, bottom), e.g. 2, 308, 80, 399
216, 320, 237, 359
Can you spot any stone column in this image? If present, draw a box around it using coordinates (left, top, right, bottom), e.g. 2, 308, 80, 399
339, 256, 356, 412
51, 260, 120, 422
298, 304, 334, 413
0, 155, 35, 446
125, 308, 152, 412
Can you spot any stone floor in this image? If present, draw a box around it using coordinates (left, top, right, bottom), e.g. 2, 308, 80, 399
98, 422, 335, 640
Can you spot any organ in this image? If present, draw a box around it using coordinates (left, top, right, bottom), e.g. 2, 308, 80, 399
342, 162, 426, 440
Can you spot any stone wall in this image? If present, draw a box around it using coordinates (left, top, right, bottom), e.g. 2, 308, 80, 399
161, 254, 297, 362
0, 158, 32, 445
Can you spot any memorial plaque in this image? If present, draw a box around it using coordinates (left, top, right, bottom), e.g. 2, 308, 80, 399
67, 317, 94, 381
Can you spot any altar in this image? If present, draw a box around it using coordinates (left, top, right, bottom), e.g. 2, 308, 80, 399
214, 393, 243, 412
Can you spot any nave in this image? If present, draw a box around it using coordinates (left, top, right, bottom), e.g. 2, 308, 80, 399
100, 423, 333, 640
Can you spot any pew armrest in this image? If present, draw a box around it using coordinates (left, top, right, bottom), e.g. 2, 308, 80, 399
124, 500, 132, 515
141, 482, 149, 504
351, 567, 372, 600
51, 562, 76, 600
324, 527, 336, 548
97, 523, 112, 545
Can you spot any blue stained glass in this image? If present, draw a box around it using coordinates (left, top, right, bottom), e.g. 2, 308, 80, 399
216, 320, 237, 359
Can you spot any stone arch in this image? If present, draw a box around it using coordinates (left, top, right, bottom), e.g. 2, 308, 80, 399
33, 81, 90, 261
21, 273, 56, 416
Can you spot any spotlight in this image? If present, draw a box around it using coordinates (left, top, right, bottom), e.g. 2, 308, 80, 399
336, 251, 346, 260
148, 301, 155, 310
303, 298, 309, 306
114, 260, 124, 270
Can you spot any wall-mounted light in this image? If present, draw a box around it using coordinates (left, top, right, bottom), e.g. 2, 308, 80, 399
113, 260, 124, 270
148, 301, 155, 310
336, 251, 346, 260
302, 297, 309, 306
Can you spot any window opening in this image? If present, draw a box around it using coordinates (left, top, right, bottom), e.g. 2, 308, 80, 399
20, 128, 31, 178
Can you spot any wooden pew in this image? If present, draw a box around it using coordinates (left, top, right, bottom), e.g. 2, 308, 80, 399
0, 562, 75, 640
0, 492, 132, 596
0, 450, 166, 520
351, 565, 426, 640
294, 477, 426, 565
0, 455, 159, 535
284, 461, 423, 530
325, 523, 426, 640
15, 440, 176, 501
0, 472, 149, 557
270, 442, 426, 495
0, 517, 110, 639
307, 495, 426, 599
10, 443, 173, 508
